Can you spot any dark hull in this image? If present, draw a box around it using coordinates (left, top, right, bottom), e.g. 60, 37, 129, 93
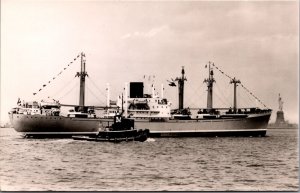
149, 129, 267, 137
9, 114, 99, 137
103, 112, 271, 137
72, 129, 149, 142
10, 112, 271, 137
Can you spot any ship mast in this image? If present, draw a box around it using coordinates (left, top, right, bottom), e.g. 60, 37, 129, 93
230, 77, 241, 112
75, 52, 88, 112
175, 66, 187, 110
204, 62, 215, 111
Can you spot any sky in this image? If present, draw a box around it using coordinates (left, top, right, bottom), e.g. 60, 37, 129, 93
1, 0, 299, 125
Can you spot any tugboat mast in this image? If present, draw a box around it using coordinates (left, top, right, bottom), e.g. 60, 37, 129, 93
204, 62, 215, 111
75, 52, 88, 111
175, 66, 187, 110
230, 77, 241, 112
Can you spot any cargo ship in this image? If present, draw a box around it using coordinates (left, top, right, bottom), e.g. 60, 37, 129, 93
9, 53, 272, 137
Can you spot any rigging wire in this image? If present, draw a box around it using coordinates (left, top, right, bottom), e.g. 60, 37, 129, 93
187, 83, 207, 108
214, 81, 232, 107
86, 76, 107, 99
86, 85, 106, 105
108, 85, 124, 100
49, 76, 77, 100
214, 91, 228, 107
243, 88, 257, 107
32, 53, 81, 96
57, 82, 79, 101
211, 62, 268, 108
213, 84, 231, 107
55, 81, 78, 101
238, 86, 253, 108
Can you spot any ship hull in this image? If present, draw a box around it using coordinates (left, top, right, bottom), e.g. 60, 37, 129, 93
149, 129, 267, 137
10, 112, 271, 137
9, 113, 99, 137
102, 112, 271, 137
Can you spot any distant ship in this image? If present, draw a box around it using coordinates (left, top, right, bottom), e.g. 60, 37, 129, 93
268, 94, 298, 129
9, 53, 272, 137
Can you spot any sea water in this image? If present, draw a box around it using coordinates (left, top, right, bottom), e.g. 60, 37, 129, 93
0, 128, 298, 191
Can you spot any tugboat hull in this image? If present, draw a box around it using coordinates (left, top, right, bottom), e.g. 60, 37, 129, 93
72, 129, 150, 142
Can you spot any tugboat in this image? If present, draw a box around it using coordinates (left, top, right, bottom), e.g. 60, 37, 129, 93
72, 113, 149, 142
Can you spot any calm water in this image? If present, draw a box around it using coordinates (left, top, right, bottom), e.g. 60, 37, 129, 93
0, 128, 298, 191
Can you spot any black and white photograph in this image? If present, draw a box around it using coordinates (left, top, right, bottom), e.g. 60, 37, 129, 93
0, 0, 298, 191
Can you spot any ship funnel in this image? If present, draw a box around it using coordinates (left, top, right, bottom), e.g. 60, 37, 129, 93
129, 82, 144, 98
